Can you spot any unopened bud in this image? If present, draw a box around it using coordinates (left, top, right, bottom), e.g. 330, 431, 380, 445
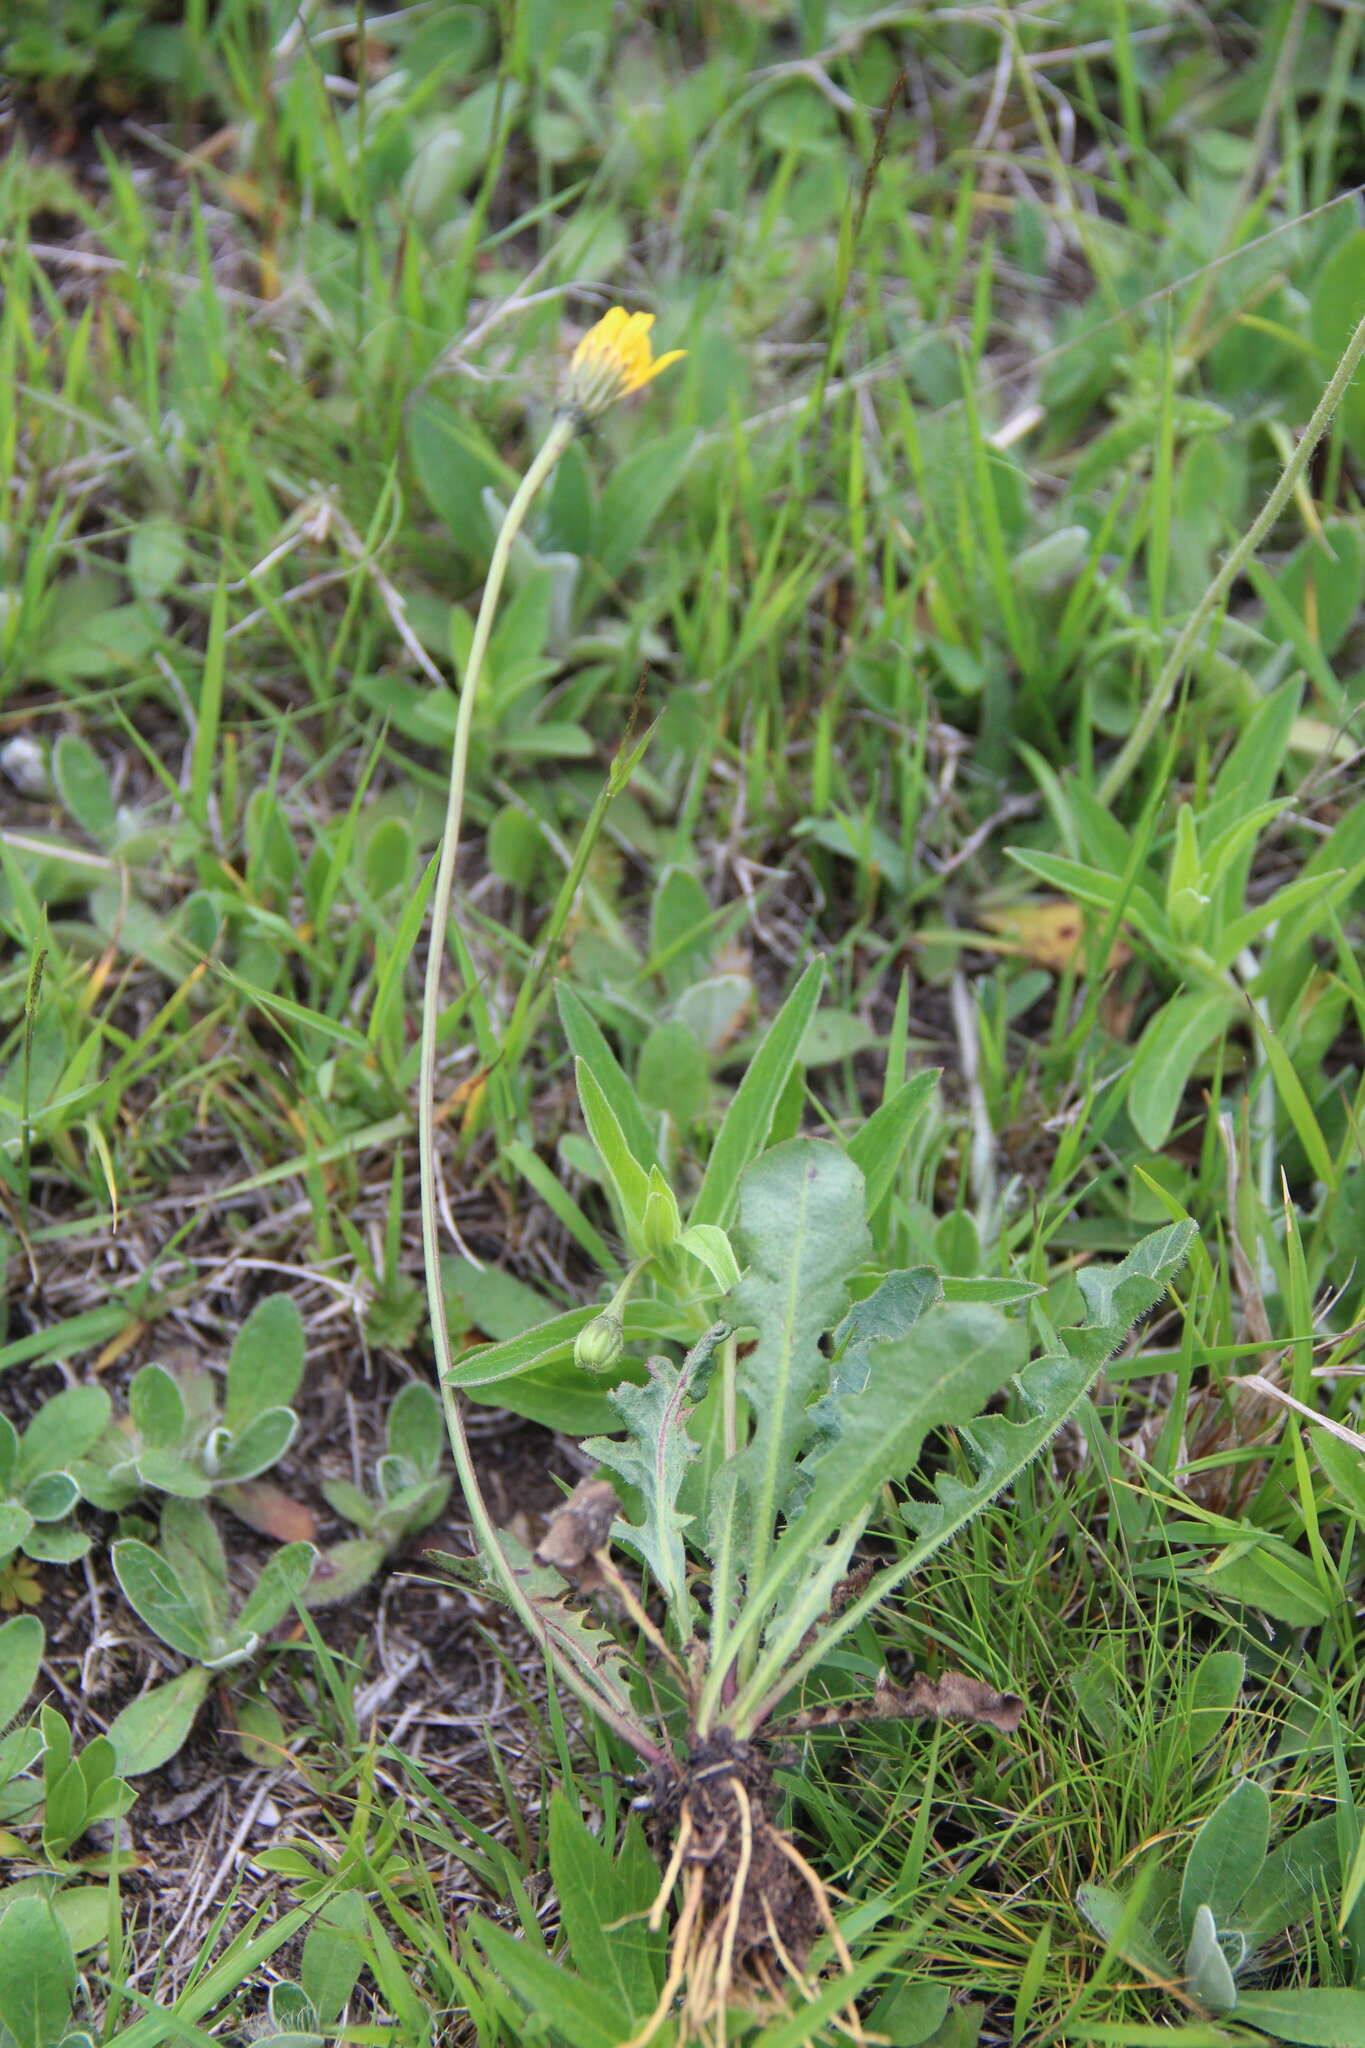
574, 1313, 624, 1374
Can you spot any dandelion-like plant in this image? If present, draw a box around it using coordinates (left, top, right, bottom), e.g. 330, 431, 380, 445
411, 304, 1204, 2048
417, 305, 686, 1752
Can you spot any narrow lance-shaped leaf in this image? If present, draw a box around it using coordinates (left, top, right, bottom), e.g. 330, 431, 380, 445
575, 1057, 652, 1248
556, 982, 658, 1175
689, 958, 825, 1232
844, 1070, 938, 1218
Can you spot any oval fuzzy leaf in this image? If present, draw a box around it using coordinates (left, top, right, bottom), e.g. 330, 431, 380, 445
1183, 1901, 1238, 2012
16, 1387, 111, 1482
22, 1471, 78, 1523
52, 734, 116, 845
1235, 1987, 1365, 2045
1180, 1777, 1271, 1941
1235, 1814, 1340, 1944
111, 1541, 211, 1659
301, 1891, 370, 2030
233, 1541, 317, 1640
302, 1538, 386, 1608
226, 1295, 306, 1428
0, 1615, 44, 1732
637, 1020, 708, 1129
385, 1383, 443, 1480
216, 1407, 298, 1484
1075, 1882, 1177, 1982
0, 1502, 34, 1554
128, 1364, 186, 1450
106, 1667, 211, 1777
1182, 1648, 1245, 1759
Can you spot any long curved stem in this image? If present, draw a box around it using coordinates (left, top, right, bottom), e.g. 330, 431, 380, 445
417, 409, 657, 1760
1098, 309, 1365, 808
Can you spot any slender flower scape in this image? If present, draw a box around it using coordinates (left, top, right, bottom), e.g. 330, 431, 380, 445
561, 305, 686, 424
417, 294, 689, 1765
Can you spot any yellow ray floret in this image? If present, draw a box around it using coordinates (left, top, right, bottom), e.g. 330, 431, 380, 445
562, 306, 685, 422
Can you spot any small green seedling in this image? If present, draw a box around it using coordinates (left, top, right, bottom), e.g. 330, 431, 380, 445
307, 1383, 450, 1607
75, 1294, 305, 1510
108, 1498, 314, 1775
0, 1706, 136, 1868
0, 1387, 110, 1575
1079, 1776, 1365, 2039
251, 1893, 368, 2046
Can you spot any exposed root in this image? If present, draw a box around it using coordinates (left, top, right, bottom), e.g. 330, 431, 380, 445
620, 1730, 865, 2048
622, 1864, 706, 2048
646, 1802, 694, 1933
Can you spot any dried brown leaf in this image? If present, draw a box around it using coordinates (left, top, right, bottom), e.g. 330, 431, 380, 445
535, 1477, 619, 1582
783, 1667, 1024, 1735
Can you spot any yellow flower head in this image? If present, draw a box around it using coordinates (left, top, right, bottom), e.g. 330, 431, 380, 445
561, 305, 685, 423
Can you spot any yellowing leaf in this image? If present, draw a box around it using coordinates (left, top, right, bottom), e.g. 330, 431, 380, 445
976, 897, 1130, 973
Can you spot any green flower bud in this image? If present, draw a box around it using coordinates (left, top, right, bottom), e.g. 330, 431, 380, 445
574, 1313, 625, 1375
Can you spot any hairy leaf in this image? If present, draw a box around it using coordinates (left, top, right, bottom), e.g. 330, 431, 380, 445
1235, 1986, 1365, 2043
784, 1301, 1028, 1571
1180, 1778, 1270, 1942
690, 959, 825, 1232
722, 1141, 870, 1583
0, 1895, 76, 2048
1184, 1902, 1238, 2012
112, 1540, 212, 1660
426, 1534, 641, 1735
226, 1294, 306, 1428
1063, 1221, 1198, 1367
736, 1223, 1198, 1725
106, 1667, 211, 1776
0, 1616, 43, 1732
582, 1324, 729, 1616
818, 1267, 941, 1421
